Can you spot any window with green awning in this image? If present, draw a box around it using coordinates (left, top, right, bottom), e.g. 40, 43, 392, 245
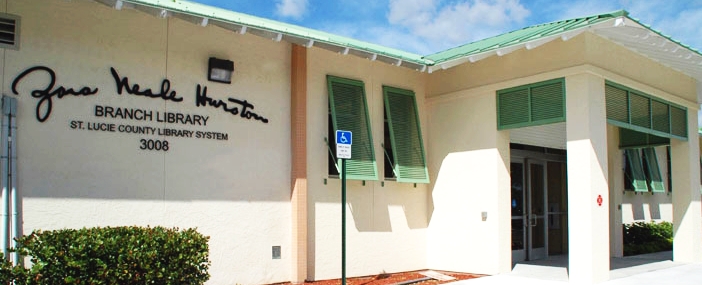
382, 86, 429, 184
624, 148, 666, 193
327, 75, 378, 181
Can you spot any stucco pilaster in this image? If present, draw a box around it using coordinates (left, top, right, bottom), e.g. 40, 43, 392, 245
670, 108, 702, 263
565, 73, 610, 283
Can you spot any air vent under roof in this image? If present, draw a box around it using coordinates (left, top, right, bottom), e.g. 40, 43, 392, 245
0, 13, 19, 50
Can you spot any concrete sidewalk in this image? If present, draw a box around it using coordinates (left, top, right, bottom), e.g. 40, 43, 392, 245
451, 251, 702, 284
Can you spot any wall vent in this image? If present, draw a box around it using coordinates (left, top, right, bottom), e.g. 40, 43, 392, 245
272, 246, 281, 259
0, 13, 19, 50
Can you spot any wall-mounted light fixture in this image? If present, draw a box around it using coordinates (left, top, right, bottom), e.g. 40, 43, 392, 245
208, 57, 234, 84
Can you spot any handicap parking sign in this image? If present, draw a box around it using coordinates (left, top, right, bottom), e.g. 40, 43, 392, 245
336, 130, 352, 159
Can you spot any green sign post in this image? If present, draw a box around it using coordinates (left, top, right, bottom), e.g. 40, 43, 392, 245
341, 158, 346, 285
335, 130, 351, 285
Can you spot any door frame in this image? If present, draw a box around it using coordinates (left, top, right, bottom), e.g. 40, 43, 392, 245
511, 148, 567, 263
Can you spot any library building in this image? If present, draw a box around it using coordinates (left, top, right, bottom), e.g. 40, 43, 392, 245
0, 0, 700, 284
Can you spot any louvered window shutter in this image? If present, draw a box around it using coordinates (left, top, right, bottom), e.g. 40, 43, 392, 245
383, 86, 429, 184
327, 76, 378, 181
642, 148, 665, 192
497, 78, 565, 130
625, 149, 649, 192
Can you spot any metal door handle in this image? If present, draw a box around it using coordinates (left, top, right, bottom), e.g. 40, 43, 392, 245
530, 214, 537, 227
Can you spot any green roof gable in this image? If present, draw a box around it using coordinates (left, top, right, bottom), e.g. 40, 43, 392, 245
425, 10, 629, 63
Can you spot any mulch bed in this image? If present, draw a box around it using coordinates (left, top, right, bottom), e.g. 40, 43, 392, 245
271, 270, 485, 285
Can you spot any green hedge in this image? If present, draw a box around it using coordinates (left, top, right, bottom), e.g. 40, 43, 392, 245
5, 226, 210, 284
623, 221, 673, 256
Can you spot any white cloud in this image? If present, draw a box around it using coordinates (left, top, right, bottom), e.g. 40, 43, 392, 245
275, 0, 308, 20
387, 0, 530, 52
558, 1, 618, 20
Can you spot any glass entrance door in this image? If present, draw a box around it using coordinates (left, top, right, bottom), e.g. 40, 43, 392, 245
527, 161, 547, 260
511, 160, 548, 262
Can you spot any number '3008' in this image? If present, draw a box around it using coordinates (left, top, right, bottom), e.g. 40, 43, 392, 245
140, 139, 169, 151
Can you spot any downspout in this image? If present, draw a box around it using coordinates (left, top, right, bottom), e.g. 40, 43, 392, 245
0, 96, 9, 260
8, 96, 18, 265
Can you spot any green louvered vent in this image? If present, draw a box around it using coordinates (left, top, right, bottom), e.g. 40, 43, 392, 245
670, 106, 687, 138
643, 148, 665, 192
606, 82, 687, 140
605, 85, 629, 123
498, 89, 529, 127
497, 78, 565, 130
384, 86, 429, 184
327, 76, 378, 180
625, 149, 649, 192
651, 100, 670, 133
630, 93, 651, 128
619, 128, 669, 149
531, 82, 565, 122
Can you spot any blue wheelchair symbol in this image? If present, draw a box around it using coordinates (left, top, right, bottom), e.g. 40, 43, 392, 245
336, 130, 352, 145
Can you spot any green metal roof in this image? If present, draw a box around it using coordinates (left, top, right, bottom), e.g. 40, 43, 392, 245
98, 1, 702, 81
422, 9, 702, 80
425, 10, 629, 64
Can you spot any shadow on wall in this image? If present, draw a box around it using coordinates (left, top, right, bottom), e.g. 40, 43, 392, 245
347, 185, 428, 232
622, 192, 671, 221
309, 179, 427, 234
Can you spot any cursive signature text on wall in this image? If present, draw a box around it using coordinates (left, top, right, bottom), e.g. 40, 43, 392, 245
11, 66, 98, 122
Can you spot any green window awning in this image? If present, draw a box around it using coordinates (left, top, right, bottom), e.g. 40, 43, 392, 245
642, 148, 665, 192
606, 81, 687, 140
327, 75, 378, 181
383, 86, 429, 184
625, 149, 649, 192
497, 78, 565, 130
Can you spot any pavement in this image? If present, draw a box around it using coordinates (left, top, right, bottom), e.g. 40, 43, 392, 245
451, 251, 702, 284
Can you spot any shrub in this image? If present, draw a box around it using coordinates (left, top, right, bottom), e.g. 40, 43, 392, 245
623, 221, 673, 256
13, 226, 210, 285
0, 253, 13, 283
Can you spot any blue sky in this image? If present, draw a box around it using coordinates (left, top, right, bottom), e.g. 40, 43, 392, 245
191, 0, 702, 55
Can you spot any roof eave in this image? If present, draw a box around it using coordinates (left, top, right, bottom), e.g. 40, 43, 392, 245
94, 0, 433, 71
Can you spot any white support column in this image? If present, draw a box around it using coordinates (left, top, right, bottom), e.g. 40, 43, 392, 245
566, 73, 610, 283
670, 108, 702, 263
607, 125, 624, 258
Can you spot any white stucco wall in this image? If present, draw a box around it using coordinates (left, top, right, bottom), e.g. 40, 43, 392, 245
305, 47, 429, 280
6, 1, 291, 284
425, 84, 511, 275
